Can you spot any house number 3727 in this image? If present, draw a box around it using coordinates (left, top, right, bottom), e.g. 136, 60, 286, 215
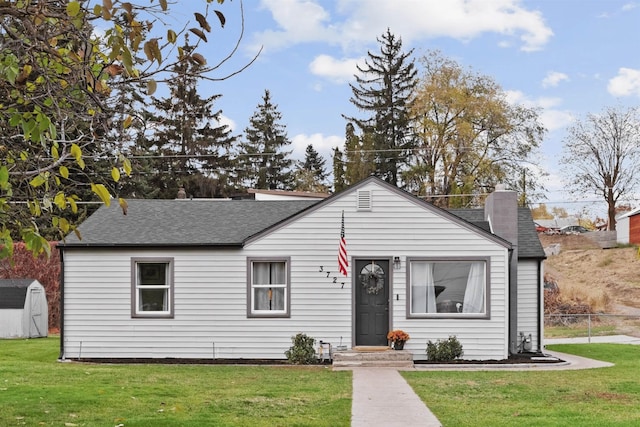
319, 266, 345, 288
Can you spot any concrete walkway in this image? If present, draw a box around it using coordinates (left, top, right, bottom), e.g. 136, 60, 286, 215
351, 367, 442, 427
349, 335, 640, 426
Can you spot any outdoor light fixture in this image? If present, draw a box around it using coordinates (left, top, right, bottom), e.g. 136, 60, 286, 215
393, 256, 401, 270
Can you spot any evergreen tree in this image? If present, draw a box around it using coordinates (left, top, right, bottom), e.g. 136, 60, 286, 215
294, 144, 328, 192
147, 40, 235, 198
236, 90, 294, 190
344, 29, 417, 186
332, 147, 347, 193
344, 123, 376, 185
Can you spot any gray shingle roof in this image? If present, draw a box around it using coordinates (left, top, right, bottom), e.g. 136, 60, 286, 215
60, 182, 544, 260
449, 207, 545, 259
516, 207, 547, 259
0, 279, 34, 309
60, 199, 318, 247
447, 209, 492, 233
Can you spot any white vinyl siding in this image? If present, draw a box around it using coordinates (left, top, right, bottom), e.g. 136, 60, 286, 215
517, 260, 543, 351
62, 181, 511, 361
617, 216, 630, 244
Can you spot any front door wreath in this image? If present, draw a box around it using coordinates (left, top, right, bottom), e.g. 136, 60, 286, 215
360, 263, 385, 295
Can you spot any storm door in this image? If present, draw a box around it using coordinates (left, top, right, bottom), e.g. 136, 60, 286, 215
355, 259, 390, 346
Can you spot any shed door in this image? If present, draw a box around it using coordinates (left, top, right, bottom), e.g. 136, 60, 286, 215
29, 288, 43, 337
355, 259, 389, 346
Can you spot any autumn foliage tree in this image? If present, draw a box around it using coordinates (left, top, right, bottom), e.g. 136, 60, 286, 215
0, 0, 249, 258
530, 204, 554, 220
403, 50, 545, 207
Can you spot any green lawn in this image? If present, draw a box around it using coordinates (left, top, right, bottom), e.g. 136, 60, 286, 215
404, 344, 640, 427
4, 338, 640, 426
0, 337, 351, 427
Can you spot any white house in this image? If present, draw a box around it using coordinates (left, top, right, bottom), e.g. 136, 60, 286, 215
246, 188, 329, 201
58, 177, 545, 361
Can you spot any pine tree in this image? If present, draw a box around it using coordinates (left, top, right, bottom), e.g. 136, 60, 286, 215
332, 147, 346, 193
344, 123, 376, 185
147, 40, 235, 198
294, 144, 328, 192
236, 90, 294, 190
344, 29, 417, 186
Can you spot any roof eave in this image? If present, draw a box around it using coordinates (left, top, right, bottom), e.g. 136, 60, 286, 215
58, 242, 244, 249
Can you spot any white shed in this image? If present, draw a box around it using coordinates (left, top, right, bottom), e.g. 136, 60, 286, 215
0, 279, 48, 338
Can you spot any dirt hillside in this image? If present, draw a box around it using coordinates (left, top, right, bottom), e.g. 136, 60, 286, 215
539, 234, 640, 313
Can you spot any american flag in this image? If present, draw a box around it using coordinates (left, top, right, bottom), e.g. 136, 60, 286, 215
338, 211, 349, 276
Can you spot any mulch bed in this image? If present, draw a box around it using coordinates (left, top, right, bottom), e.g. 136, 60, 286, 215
66, 354, 564, 366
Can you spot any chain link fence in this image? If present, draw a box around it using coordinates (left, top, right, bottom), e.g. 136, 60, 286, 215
545, 313, 640, 341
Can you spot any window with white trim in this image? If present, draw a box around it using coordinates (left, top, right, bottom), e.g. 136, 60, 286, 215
247, 258, 290, 318
408, 259, 488, 317
132, 258, 174, 318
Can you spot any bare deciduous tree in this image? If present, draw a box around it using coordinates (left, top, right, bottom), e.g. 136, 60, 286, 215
561, 106, 640, 230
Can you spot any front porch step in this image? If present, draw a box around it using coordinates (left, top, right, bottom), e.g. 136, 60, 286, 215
332, 348, 414, 368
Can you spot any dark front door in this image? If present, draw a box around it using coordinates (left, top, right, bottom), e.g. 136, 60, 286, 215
355, 259, 389, 346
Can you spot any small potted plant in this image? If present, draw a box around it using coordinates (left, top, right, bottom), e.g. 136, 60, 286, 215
387, 329, 410, 350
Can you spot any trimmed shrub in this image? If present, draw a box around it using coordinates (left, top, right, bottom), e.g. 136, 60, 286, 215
426, 336, 464, 362
285, 333, 317, 364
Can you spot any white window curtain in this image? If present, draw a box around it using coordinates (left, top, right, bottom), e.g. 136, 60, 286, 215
253, 262, 286, 311
411, 262, 436, 313
462, 262, 484, 313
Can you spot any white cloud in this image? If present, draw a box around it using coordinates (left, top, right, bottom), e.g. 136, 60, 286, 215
291, 133, 343, 161
251, 0, 339, 53
608, 68, 640, 97
540, 109, 575, 132
542, 71, 569, 88
253, 0, 553, 54
217, 114, 236, 132
309, 55, 363, 83
622, 3, 638, 12
505, 90, 574, 131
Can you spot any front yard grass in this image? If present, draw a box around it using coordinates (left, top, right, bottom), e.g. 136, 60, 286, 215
0, 337, 351, 427
5, 338, 640, 426
404, 343, 640, 426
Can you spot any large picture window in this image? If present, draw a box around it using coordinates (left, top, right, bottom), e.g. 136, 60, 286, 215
408, 258, 488, 318
131, 258, 174, 318
247, 258, 290, 318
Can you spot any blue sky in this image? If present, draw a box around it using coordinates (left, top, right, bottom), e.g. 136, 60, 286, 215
171, 0, 640, 217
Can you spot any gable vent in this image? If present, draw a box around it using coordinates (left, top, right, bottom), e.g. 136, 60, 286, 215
357, 190, 372, 211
